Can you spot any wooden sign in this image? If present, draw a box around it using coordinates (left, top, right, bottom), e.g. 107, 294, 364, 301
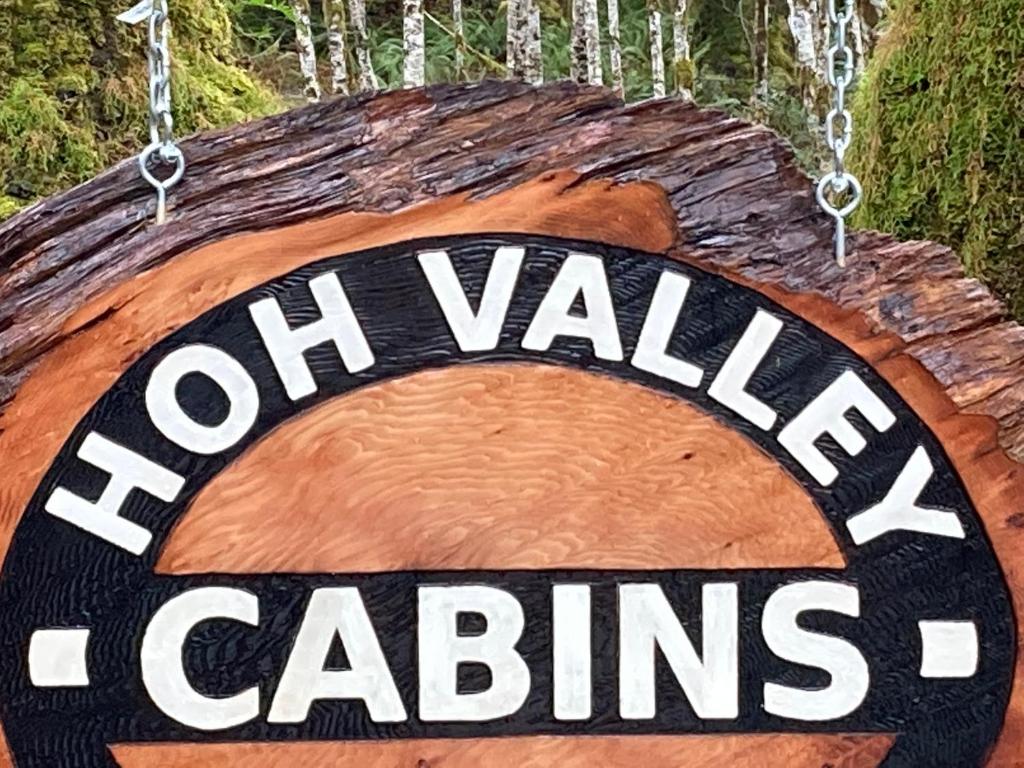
0, 83, 1022, 767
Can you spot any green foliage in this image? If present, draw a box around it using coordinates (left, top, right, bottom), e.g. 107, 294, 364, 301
0, 0, 282, 214
851, 0, 1024, 318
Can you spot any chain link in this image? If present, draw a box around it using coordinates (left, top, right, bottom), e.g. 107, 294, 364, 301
119, 0, 185, 225
817, 0, 861, 267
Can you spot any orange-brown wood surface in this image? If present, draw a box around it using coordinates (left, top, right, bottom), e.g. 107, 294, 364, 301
111, 734, 895, 768
162, 364, 840, 574
0, 82, 1021, 766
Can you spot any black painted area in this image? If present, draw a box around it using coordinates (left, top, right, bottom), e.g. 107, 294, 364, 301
0, 235, 1015, 767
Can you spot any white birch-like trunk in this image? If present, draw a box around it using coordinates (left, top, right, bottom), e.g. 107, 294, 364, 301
507, 0, 528, 80
524, 0, 543, 85
583, 0, 602, 85
607, 0, 624, 97
672, 0, 693, 100
290, 0, 322, 102
348, 0, 379, 91
648, 0, 666, 98
453, 0, 465, 79
571, 0, 602, 85
323, 0, 350, 96
753, 0, 770, 104
403, 0, 425, 87
786, 0, 827, 118
570, 0, 584, 82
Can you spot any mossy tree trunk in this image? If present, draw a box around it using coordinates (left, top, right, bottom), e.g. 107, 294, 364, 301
672, 0, 694, 101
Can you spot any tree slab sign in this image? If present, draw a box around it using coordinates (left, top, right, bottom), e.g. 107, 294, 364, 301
0, 83, 1022, 768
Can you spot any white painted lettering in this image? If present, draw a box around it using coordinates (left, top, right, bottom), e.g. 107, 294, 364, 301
708, 309, 784, 429
846, 446, 965, 544
146, 344, 260, 455
552, 584, 592, 720
45, 432, 183, 555
619, 583, 738, 719
762, 581, 869, 721
249, 272, 374, 400
418, 586, 531, 721
268, 588, 407, 723
419, 247, 524, 351
522, 253, 624, 361
141, 587, 260, 731
778, 370, 896, 486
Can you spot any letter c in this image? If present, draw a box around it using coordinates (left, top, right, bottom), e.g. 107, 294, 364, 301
141, 587, 260, 731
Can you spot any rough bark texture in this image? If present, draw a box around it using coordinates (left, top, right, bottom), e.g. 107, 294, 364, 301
786, 0, 826, 119
289, 0, 322, 102
753, 0, 770, 104
453, 0, 466, 78
858, 0, 887, 55
571, 0, 602, 85
403, 0, 426, 87
507, 0, 526, 79
323, 0, 351, 95
1, 81, 1019, 460
848, 4, 867, 75
524, 1, 543, 85
648, 2, 666, 97
348, 0, 379, 91
607, 0, 625, 96
672, 0, 694, 100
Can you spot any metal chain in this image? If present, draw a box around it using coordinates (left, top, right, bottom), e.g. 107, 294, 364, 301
118, 0, 185, 225
816, 0, 862, 267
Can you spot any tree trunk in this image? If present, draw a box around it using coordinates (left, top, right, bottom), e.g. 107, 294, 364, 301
753, 0, 770, 106
786, 0, 828, 122
859, 0, 888, 55
672, 0, 693, 101
849, 3, 868, 75
290, 0, 322, 102
571, 0, 603, 85
403, 0, 426, 87
607, 0, 625, 97
507, 0, 526, 79
525, 0, 543, 85
348, 0, 379, 91
323, 0, 350, 96
453, 0, 466, 79
648, 0, 666, 98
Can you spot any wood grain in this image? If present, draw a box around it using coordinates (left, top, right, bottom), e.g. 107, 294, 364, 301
0, 82, 1021, 766
160, 364, 839, 574
111, 734, 895, 768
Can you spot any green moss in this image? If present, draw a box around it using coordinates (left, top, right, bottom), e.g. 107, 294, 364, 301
851, 0, 1024, 319
0, 0, 282, 214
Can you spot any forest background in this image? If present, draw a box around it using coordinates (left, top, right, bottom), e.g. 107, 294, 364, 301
0, 0, 1021, 318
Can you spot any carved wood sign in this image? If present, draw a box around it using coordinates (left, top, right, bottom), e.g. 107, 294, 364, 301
0, 84, 1022, 767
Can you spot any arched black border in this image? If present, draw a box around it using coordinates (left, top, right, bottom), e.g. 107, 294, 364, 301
0, 235, 1014, 767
